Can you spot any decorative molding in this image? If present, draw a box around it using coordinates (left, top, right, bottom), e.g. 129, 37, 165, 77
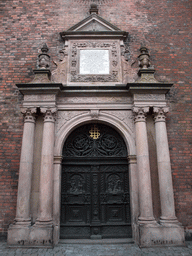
24, 95, 55, 101
57, 96, 131, 104
101, 110, 134, 133
69, 40, 121, 83
30, 73, 51, 84
128, 155, 137, 164
153, 107, 169, 123
54, 156, 63, 164
134, 94, 165, 101
137, 73, 159, 83
132, 107, 149, 123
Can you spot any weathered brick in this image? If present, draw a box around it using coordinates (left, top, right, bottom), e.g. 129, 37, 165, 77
0, 0, 192, 237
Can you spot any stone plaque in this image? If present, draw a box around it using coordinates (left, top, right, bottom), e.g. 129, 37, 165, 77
80, 50, 109, 75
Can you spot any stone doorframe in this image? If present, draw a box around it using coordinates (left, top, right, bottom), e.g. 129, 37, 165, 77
7, 46, 185, 248
53, 112, 138, 244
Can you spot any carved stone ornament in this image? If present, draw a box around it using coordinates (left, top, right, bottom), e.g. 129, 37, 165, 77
120, 37, 130, 83
100, 110, 134, 134
37, 44, 50, 69
56, 111, 89, 134
90, 109, 99, 119
29, 44, 51, 84
153, 107, 169, 123
137, 47, 159, 83
137, 72, 159, 83
138, 47, 150, 69
40, 107, 57, 122
21, 108, 37, 123
52, 48, 68, 84
132, 107, 149, 123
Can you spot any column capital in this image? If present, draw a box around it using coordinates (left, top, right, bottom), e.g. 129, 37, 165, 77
132, 107, 149, 123
153, 107, 169, 123
21, 107, 37, 123
40, 107, 57, 122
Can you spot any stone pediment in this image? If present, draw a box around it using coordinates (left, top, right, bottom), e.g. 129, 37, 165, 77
67, 14, 121, 32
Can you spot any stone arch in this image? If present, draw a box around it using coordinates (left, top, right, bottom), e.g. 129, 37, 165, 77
54, 111, 136, 157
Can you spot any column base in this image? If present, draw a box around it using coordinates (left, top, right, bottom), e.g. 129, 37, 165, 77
160, 216, 180, 225
7, 223, 53, 248
7, 223, 31, 246
138, 217, 157, 226
139, 223, 185, 247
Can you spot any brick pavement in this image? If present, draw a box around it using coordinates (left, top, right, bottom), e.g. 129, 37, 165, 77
0, 240, 192, 256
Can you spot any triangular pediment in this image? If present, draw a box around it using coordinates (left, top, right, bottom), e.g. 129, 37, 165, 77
67, 14, 121, 32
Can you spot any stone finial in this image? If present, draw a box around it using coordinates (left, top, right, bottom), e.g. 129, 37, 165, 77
30, 44, 51, 83
138, 47, 150, 69
90, 4, 98, 14
38, 43, 50, 69
137, 47, 160, 83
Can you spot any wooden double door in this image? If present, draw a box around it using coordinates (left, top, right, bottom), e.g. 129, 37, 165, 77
60, 124, 131, 239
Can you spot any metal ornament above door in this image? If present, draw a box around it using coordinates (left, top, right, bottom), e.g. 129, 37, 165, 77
61, 123, 131, 239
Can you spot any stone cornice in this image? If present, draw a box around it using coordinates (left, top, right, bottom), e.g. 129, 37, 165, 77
16, 83, 62, 95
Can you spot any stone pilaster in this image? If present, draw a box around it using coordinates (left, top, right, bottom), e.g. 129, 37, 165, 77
53, 156, 63, 245
133, 107, 156, 224
153, 107, 178, 224
128, 155, 139, 243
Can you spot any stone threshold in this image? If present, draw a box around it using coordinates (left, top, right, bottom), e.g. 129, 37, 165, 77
59, 238, 134, 244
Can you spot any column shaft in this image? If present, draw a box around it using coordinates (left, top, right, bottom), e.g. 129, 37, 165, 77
15, 108, 36, 224
37, 108, 56, 223
133, 107, 155, 223
154, 107, 178, 223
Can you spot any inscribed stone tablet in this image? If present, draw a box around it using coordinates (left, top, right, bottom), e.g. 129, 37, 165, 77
80, 50, 109, 74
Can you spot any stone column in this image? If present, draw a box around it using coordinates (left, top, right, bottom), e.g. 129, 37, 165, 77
36, 108, 57, 225
154, 107, 178, 224
15, 108, 37, 225
133, 107, 155, 224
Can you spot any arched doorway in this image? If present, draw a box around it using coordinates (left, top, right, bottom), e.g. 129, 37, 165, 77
60, 123, 131, 239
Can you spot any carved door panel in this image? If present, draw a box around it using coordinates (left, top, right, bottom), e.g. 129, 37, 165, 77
60, 124, 131, 239
60, 165, 91, 239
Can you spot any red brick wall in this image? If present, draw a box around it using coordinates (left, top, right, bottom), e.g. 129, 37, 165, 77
1, 0, 192, 237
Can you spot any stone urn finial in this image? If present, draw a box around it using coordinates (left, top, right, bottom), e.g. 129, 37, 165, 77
30, 44, 51, 83
137, 47, 159, 83
90, 4, 98, 14
37, 43, 50, 69
138, 47, 150, 69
